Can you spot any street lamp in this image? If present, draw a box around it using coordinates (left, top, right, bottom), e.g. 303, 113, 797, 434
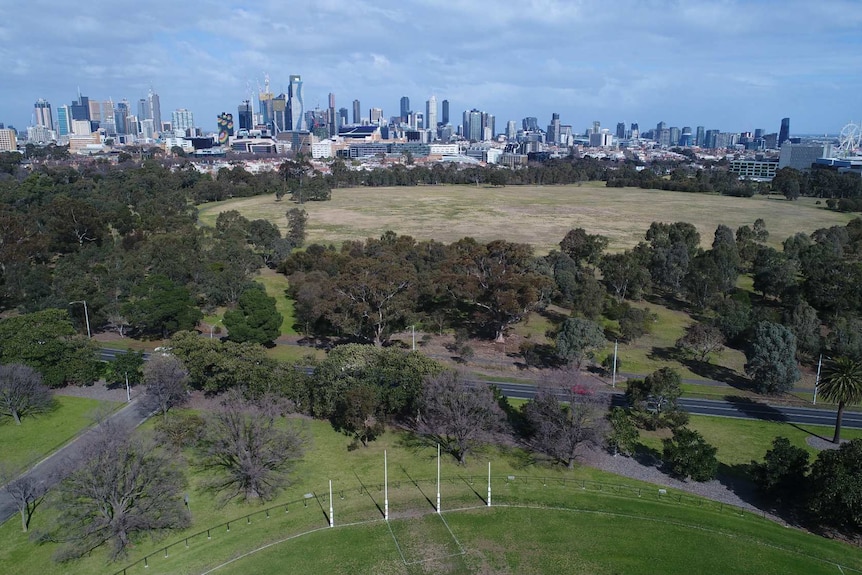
69, 300, 91, 338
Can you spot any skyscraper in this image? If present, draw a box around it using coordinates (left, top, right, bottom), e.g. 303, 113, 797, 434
426, 96, 437, 133
506, 120, 517, 140
352, 99, 361, 124
70, 93, 90, 121
171, 108, 194, 134
616, 122, 626, 140
57, 105, 70, 136
441, 99, 449, 125
400, 96, 410, 122
34, 99, 53, 130
630, 123, 639, 139
338, 107, 348, 128
328, 93, 336, 136
778, 117, 790, 147
237, 101, 253, 131
148, 89, 162, 130
522, 117, 538, 131
369, 107, 383, 125
466, 109, 483, 141
114, 101, 130, 135
137, 99, 148, 122
548, 113, 561, 145
695, 126, 705, 147
287, 75, 305, 131
273, 94, 288, 132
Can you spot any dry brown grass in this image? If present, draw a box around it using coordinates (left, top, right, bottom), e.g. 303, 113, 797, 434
196, 183, 854, 254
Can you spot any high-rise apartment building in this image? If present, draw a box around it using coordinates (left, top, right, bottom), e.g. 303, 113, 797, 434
441, 100, 449, 125
0, 129, 17, 152
426, 96, 437, 134
34, 99, 54, 130
114, 101, 130, 134
171, 108, 194, 134
592, 120, 601, 135
695, 126, 705, 147
137, 99, 148, 123
679, 127, 692, 146
630, 123, 639, 139
778, 117, 790, 147
352, 99, 361, 124
506, 120, 517, 140
669, 127, 681, 146
273, 94, 288, 132
328, 93, 336, 136
287, 75, 305, 131
148, 90, 162, 130
369, 107, 383, 125
217, 112, 234, 145
547, 112, 561, 145
616, 122, 626, 140
338, 107, 348, 127
522, 117, 538, 131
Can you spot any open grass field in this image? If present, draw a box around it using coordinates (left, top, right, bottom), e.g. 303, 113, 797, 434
5, 417, 862, 575
196, 184, 853, 255
254, 267, 298, 336
0, 395, 114, 475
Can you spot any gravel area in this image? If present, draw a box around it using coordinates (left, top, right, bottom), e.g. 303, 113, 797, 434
579, 446, 786, 524
805, 435, 846, 451
53, 380, 135, 403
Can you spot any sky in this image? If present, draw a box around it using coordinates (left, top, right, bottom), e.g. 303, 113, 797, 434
2, 0, 861, 136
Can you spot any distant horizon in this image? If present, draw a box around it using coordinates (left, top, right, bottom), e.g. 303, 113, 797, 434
2, 1, 860, 135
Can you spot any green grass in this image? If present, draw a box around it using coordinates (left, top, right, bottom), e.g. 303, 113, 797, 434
253, 267, 298, 336
7, 416, 862, 575
637, 414, 862, 469
196, 184, 853, 255
264, 344, 325, 362
0, 396, 116, 474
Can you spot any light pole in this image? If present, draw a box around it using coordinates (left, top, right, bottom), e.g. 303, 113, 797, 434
69, 300, 91, 338
411, 325, 416, 351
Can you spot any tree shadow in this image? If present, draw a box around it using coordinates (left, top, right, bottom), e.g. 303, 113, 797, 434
632, 443, 662, 468
644, 292, 690, 313
680, 360, 752, 392
723, 396, 787, 422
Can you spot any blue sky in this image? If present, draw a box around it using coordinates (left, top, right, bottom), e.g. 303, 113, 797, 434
2, 0, 861, 135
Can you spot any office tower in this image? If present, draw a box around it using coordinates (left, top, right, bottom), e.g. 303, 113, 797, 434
338, 107, 348, 127
441, 99, 449, 125
70, 93, 90, 121
237, 101, 253, 131
778, 117, 790, 147
328, 93, 336, 136
148, 89, 162, 129
114, 101, 130, 134
616, 122, 626, 140
259, 77, 274, 129
704, 129, 719, 149
630, 122, 639, 139
754, 128, 764, 139
217, 113, 234, 145
522, 117, 538, 131
547, 112, 561, 145
669, 127, 681, 146
171, 108, 194, 134
656, 121, 667, 133
369, 107, 383, 125
137, 99, 148, 122
34, 99, 54, 130
695, 126, 705, 147
506, 120, 517, 140
272, 94, 287, 132
57, 105, 71, 136
352, 99, 361, 124
426, 96, 437, 132
400, 96, 410, 122
465, 109, 482, 141
592, 120, 601, 135
287, 75, 304, 131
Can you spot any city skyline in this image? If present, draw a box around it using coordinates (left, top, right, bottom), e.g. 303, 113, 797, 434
1, 0, 861, 134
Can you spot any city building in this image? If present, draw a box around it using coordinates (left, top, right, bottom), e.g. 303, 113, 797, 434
70, 94, 90, 121
148, 89, 162, 130
288, 75, 305, 131
547, 113, 561, 145
352, 99, 361, 124
171, 108, 195, 135
778, 117, 790, 147
441, 99, 449, 125
778, 142, 832, 171
400, 96, 410, 122
615, 122, 626, 140
0, 128, 17, 151
114, 101, 130, 134
679, 127, 692, 146
57, 105, 71, 136
369, 107, 383, 125
34, 99, 54, 131
426, 96, 437, 135
589, 131, 614, 147
238, 101, 253, 131
328, 93, 336, 137
630, 123, 639, 140
217, 113, 234, 145
730, 159, 779, 180
506, 120, 517, 140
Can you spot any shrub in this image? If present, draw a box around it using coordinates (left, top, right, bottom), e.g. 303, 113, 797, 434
662, 427, 718, 481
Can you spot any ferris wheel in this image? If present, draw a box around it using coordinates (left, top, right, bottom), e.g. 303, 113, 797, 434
838, 122, 861, 157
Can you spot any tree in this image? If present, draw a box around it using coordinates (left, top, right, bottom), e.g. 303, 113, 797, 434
606, 407, 639, 456
818, 356, 862, 444
285, 208, 307, 247
523, 372, 608, 468
618, 306, 656, 342
50, 425, 189, 560
750, 437, 809, 504
752, 247, 797, 300
784, 301, 821, 359
223, 285, 283, 344
599, 250, 650, 301
676, 323, 725, 363
555, 317, 605, 367
744, 321, 800, 394
199, 392, 305, 504
330, 384, 385, 448
559, 228, 608, 268
413, 371, 506, 464
661, 427, 718, 481
106, 351, 145, 393
625, 368, 686, 429
0, 364, 53, 425
122, 275, 203, 338
1, 470, 48, 532
808, 439, 862, 535
141, 354, 189, 419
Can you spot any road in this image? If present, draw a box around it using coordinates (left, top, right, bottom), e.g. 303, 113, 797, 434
0, 399, 152, 525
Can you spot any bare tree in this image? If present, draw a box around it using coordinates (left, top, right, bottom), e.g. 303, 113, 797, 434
49, 424, 189, 561
523, 370, 609, 468
141, 354, 189, 419
413, 370, 506, 465
0, 469, 48, 532
0, 363, 53, 425
675, 323, 725, 363
199, 392, 305, 504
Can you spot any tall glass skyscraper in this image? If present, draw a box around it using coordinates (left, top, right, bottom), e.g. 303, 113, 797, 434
287, 75, 305, 131
778, 117, 790, 147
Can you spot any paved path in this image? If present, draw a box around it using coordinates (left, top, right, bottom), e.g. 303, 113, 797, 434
0, 399, 151, 525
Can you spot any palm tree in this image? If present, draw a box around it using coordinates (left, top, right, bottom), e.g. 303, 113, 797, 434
819, 356, 862, 444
